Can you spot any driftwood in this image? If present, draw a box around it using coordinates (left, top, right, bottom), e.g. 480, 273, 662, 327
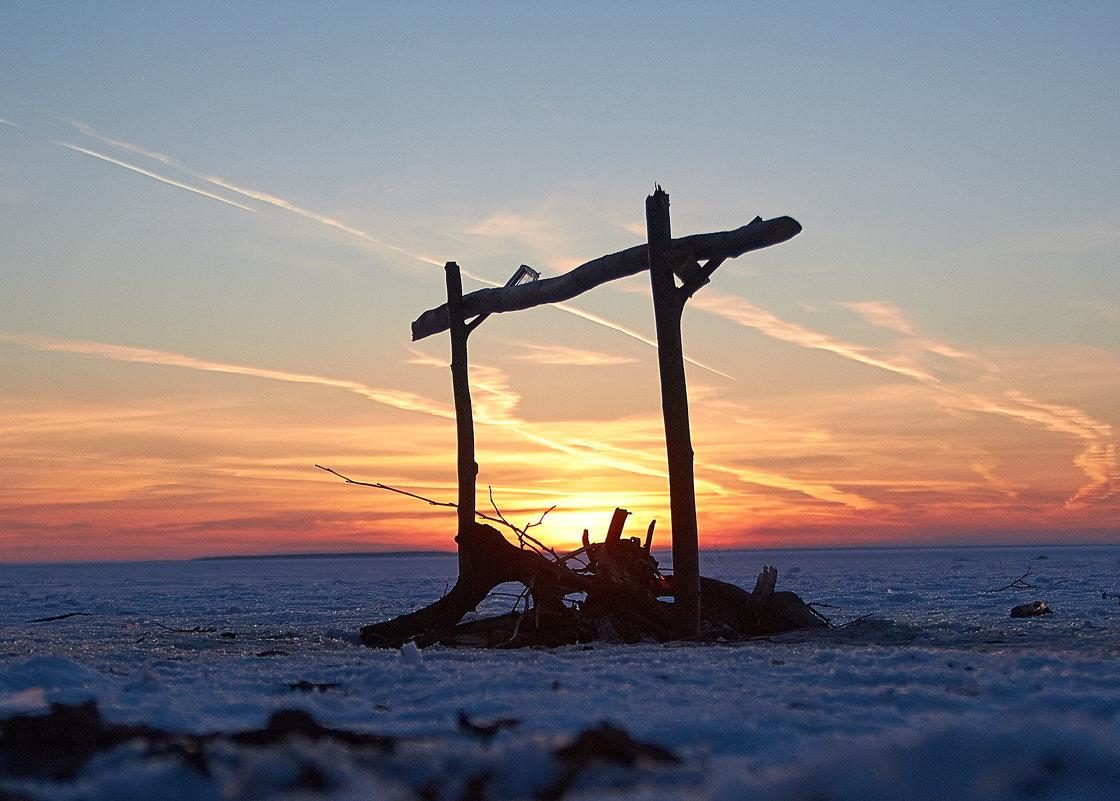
646, 189, 700, 636
359, 520, 826, 648
410, 215, 802, 340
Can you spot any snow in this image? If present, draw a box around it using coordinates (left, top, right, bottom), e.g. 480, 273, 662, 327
3, 546, 1120, 800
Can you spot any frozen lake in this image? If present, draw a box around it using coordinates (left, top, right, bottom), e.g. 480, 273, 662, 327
3, 545, 1120, 799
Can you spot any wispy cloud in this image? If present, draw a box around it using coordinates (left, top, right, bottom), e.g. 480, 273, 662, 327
692, 291, 934, 382
46, 118, 1116, 514
505, 340, 639, 366
63, 118, 718, 373
0, 117, 16, 128
950, 389, 1118, 509
842, 300, 997, 373
61, 119, 443, 266
0, 331, 453, 420
700, 460, 883, 511
61, 118, 175, 164
465, 205, 592, 274
693, 291, 1119, 507
457, 267, 734, 379
554, 302, 734, 379
840, 300, 917, 335
3, 332, 676, 488
54, 141, 256, 212
199, 173, 443, 265
405, 344, 851, 506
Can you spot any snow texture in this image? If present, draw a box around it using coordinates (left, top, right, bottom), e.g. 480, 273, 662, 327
3, 545, 1120, 800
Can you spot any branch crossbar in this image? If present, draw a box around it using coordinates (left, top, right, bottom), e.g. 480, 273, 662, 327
411, 215, 801, 340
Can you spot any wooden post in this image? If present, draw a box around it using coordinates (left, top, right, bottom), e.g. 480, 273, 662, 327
445, 262, 477, 561
646, 187, 701, 637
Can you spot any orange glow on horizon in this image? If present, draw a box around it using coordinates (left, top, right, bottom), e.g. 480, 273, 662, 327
2, 313, 1117, 562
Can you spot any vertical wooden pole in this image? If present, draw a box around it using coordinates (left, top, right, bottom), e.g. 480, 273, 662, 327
445, 262, 477, 565
646, 187, 701, 637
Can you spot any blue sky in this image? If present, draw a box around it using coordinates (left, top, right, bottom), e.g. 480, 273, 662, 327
2, 2, 1117, 560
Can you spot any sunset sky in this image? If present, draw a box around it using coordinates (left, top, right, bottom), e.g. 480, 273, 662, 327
2, 3, 1117, 562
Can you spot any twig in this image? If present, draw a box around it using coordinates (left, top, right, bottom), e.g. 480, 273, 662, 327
488, 486, 560, 560
25, 612, 91, 623
990, 566, 1039, 591
805, 602, 840, 626
317, 465, 559, 553
316, 465, 462, 509
154, 622, 218, 633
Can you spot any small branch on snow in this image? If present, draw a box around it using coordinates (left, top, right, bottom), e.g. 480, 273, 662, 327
987, 567, 1038, 593
153, 622, 218, 633
25, 612, 91, 623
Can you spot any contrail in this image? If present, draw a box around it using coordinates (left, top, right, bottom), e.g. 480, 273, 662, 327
458, 268, 734, 379
54, 142, 256, 212
691, 291, 935, 383
62, 118, 175, 165
554, 302, 734, 379
41, 119, 1119, 509
59, 119, 737, 375
693, 290, 1119, 506
61, 119, 442, 266
200, 174, 443, 265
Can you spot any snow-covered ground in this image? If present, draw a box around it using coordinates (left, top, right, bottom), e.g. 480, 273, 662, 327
3, 545, 1120, 800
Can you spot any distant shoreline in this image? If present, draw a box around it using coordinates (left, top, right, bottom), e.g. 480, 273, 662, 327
4, 541, 1117, 568
191, 541, 1120, 563
193, 550, 457, 562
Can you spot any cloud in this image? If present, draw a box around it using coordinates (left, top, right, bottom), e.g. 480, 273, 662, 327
464, 205, 586, 274
1069, 442, 1119, 508
61, 118, 443, 266
61, 118, 175, 164
467, 212, 553, 241
199, 173, 443, 265
457, 267, 734, 379
954, 390, 1118, 509
399, 341, 868, 507
54, 141, 256, 212
505, 340, 639, 366
701, 460, 883, 511
840, 300, 917, 335
553, 302, 734, 379
0, 331, 453, 420
62, 117, 726, 378
692, 290, 1119, 508
841, 300, 997, 374
691, 291, 935, 382
2, 331, 675, 488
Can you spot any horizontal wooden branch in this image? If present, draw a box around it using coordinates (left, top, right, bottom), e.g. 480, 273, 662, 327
411, 214, 801, 340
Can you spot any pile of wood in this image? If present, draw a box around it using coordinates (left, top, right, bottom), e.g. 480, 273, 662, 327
360, 516, 827, 649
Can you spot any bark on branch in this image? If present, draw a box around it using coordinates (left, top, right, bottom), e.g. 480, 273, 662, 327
411, 215, 801, 340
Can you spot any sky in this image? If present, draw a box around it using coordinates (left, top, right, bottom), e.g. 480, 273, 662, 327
1, 2, 1118, 562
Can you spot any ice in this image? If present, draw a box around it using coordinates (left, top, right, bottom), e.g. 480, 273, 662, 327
3, 546, 1120, 799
